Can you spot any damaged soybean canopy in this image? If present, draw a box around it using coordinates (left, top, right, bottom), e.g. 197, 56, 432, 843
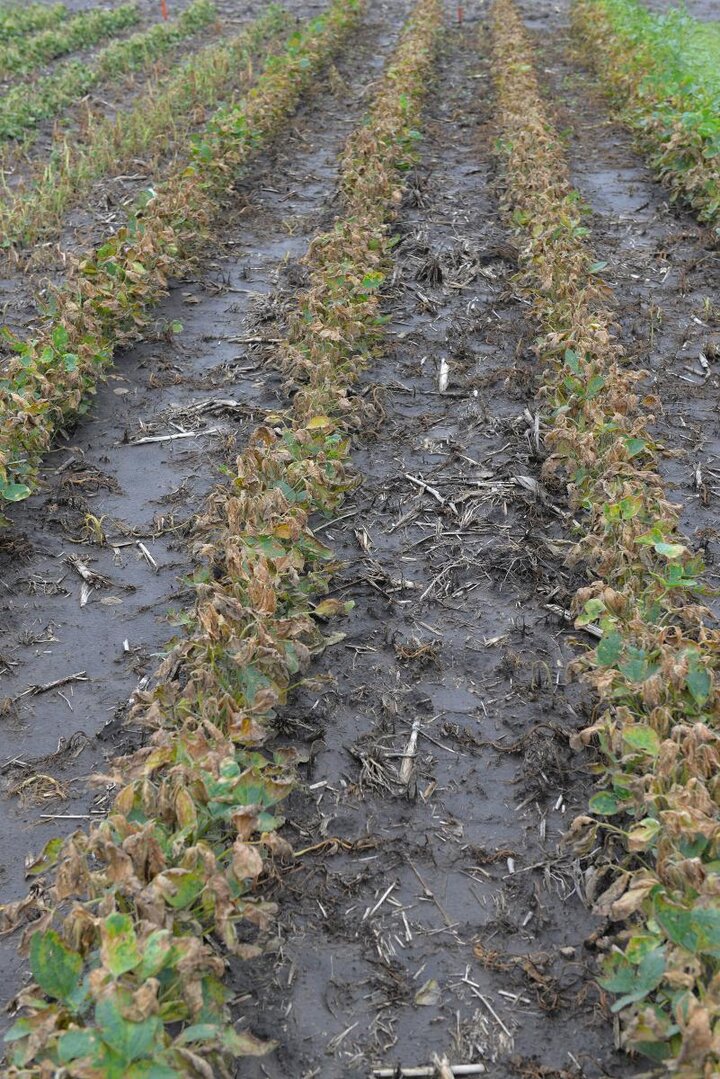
492, 0, 720, 1068
0, 0, 719, 1073
0, 0, 442, 1073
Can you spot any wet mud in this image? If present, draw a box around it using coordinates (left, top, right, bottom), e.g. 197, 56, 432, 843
1, 0, 714, 1073
234, 18, 625, 1079
0, 0, 401, 1032
519, 0, 720, 612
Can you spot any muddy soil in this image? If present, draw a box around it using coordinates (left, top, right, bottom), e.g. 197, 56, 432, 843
2, 0, 714, 1073
518, 0, 720, 613
233, 19, 626, 1079
0, 0, 402, 1032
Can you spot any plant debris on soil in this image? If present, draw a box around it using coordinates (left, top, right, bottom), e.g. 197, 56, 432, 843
2, 0, 720, 1074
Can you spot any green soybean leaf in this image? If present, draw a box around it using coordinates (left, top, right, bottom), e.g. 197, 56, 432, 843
58, 1029, 101, 1064
136, 930, 176, 980
679, 833, 709, 859
4, 1017, 34, 1044
176, 1023, 220, 1045
620, 647, 651, 682
599, 954, 634, 994
654, 896, 697, 953
610, 948, 665, 1012
96, 995, 162, 1063
0, 481, 31, 502
30, 930, 83, 1004
634, 1040, 674, 1064
586, 373, 606, 398
622, 725, 660, 756
576, 597, 605, 626
624, 437, 647, 457
686, 655, 712, 705
596, 630, 622, 666
52, 325, 69, 351
690, 908, 720, 958
589, 790, 621, 815
101, 912, 141, 976
126, 1064, 181, 1079
619, 495, 642, 519
160, 868, 205, 909
625, 933, 663, 963
564, 348, 581, 373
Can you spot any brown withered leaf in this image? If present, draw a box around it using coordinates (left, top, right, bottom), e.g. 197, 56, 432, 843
231, 805, 260, 840
123, 826, 167, 882
609, 878, 655, 921
232, 840, 264, 881
123, 978, 160, 1022
677, 1004, 714, 1065
262, 832, 294, 862
593, 874, 629, 918
0, 889, 47, 937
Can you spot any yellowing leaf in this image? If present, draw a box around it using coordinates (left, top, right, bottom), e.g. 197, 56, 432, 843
306, 415, 334, 431
175, 786, 197, 830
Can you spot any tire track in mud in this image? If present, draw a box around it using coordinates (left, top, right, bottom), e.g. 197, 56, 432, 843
0, 1, 403, 1034
515, 0, 720, 614
239, 21, 623, 1078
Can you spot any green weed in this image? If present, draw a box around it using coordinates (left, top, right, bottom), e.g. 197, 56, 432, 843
0, 3, 139, 79
0, 0, 216, 140
573, 0, 720, 233
0, 2, 67, 38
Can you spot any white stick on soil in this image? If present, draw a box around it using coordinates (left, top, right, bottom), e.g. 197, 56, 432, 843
399, 719, 420, 784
